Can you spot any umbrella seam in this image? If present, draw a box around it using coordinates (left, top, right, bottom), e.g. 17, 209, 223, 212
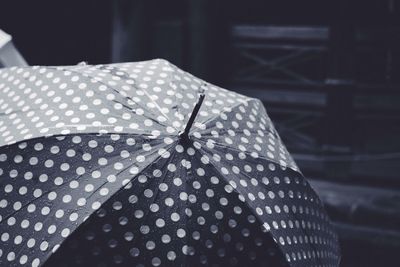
193, 137, 301, 175
41, 142, 176, 266
46, 66, 173, 130
195, 143, 328, 267
190, 146, 293, 266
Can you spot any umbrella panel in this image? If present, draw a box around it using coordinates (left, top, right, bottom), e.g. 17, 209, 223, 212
44, 141, 289, 267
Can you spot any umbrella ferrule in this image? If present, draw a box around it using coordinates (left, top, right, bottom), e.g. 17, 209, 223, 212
181, 92, 205, 140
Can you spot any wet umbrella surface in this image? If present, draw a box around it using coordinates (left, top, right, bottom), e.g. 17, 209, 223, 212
0, 59, 340, 267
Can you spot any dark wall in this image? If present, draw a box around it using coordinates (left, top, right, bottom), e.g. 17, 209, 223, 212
0, 1, 112, 65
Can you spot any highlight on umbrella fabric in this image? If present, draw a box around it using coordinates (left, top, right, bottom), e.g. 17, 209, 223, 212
0, 59, 340, 267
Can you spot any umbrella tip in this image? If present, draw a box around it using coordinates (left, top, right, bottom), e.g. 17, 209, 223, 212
180, 87, 206, 140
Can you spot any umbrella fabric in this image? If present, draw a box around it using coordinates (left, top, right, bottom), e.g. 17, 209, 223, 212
0, 59, 340, 267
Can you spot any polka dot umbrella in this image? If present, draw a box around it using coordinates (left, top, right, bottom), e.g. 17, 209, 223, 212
0, 59, 340, 267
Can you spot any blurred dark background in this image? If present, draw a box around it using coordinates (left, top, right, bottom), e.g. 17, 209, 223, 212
1, 0, 400, 266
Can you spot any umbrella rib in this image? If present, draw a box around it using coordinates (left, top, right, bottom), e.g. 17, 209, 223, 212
165, 63, 184, 131
126, 145, 178, 238
0, 136, 167, 228
97, 63, 177, 130
0, 136, 174, 230
200, 127, 280, 141
194, 145, 327, 266
190, 148, 292, 265
0, 134, 168, 223
40, 142, 177, 267
46, 66, 172, 130
198, 101, 277, 139
180, 150, 191, 267
193, 137, 300, 174
197, 97, 254, 127
84, 141, 177, 203
196, 141, 329, 266
200, 110, 277, 140
135, 83, 174, 126
236, 163, 325, 266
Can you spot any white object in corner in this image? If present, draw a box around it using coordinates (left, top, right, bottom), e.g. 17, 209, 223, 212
0, 29, 12, 49
0, 29, 28, 67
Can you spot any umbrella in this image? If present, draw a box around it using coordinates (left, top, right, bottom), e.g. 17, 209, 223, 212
0, 59, 340, 267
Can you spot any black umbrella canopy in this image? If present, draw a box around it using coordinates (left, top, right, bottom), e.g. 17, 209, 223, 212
0, 59, 340, 267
